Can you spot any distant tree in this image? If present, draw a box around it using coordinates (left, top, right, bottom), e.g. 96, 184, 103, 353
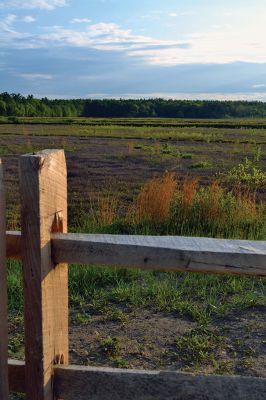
1, 93, 266, 118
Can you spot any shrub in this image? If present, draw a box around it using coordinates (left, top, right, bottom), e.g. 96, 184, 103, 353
226, 158, 266, 191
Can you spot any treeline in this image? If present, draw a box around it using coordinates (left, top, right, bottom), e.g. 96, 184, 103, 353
1, 92, 266, 118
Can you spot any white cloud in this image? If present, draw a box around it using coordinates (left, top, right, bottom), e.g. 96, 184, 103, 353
253, 84, 266, 89
127, 9, 266, 66
18, 73, 53, 80
141, 11, 162, 20
84, 92, 266, 101
38, 23, 189, 55
71, 18, 92, 24
168, 12, 190, 17
2, 9, 266, 66
4, 14, 17, 25
0, 14, 36, 46
1, 14, 35, 25
23, 16, 36, 23
0, 0, 67, 10
24, 92, 266, 101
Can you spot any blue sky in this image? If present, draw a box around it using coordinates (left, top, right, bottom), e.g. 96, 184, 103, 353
1, 0, 266, 100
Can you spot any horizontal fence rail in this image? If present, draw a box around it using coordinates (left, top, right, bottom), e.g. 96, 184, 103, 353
6, 230, 266, 276
8, 360, 266, 400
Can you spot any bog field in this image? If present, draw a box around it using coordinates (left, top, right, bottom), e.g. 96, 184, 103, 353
2, 117, 266, 389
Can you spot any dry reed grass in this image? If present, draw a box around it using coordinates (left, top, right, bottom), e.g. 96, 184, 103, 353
90, 195, 119, 226
126, 173, 264, 236
177, 177, 199, 220
231, 191, 264, 225
80, 174, 264, 240
127, 142, 134, 154
172, 178, 264, 237
134, 172, 176, 224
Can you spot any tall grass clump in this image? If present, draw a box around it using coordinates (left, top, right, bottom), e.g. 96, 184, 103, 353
73, 194, 119, 233
123, 174, 264, 240
132, 172, 176, 226
170, 179, 264, 239
76, 173, 265, 240
92, 196, 119, 226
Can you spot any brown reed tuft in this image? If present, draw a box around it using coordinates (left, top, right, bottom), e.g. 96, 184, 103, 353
198, 181, 224, 222
232, 191, 263, 225
127, 141, 134, 154
177, 177, 199, 220
135, 172, 176, 224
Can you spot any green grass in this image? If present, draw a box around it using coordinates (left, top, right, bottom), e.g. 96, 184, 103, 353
100, 336, 121, 358
1, 120, 266, 144
189, 160, 213, 169
7, 255, 266, 376
7, 259, 266, 328
174, 327, 224, 367
2, 116, 266, 128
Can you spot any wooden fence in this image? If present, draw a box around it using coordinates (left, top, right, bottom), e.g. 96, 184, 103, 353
1, 149, 266, 400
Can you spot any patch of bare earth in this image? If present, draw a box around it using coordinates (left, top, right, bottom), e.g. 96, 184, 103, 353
68, 306, 266, 377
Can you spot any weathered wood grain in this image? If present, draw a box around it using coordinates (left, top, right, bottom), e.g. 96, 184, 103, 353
54, 365, 266, 400
0, 159, 9, 399
8, 359, 25, 394
6, 230, 266, 276
52, 233, 266, 276
19, 150, 68, 400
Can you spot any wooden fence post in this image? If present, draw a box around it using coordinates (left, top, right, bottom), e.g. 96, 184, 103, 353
19, 150, 68, 400
0, 159, 9, 399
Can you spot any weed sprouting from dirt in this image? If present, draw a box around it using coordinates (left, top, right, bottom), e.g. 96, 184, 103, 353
174, 327, 224, 367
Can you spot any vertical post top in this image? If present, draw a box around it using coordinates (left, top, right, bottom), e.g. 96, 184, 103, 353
20, 149, 65, 158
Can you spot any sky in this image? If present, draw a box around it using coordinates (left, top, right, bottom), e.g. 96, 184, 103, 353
1, 0, 266, 100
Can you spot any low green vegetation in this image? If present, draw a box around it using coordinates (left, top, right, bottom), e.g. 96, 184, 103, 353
0, 118, 266, 146
100, 337, 121, 358
174, 327, 224, 367
189, 160, 213, 169
226, 158, 266, 191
